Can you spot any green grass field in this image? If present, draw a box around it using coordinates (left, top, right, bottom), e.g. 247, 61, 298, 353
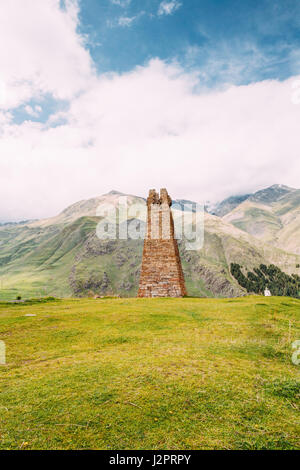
0, 296, 299, 450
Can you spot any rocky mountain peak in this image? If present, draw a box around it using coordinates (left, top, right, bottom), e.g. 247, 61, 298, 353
249, 184, 296, 205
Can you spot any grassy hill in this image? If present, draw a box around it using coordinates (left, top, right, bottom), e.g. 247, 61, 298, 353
0, 296, 299, 450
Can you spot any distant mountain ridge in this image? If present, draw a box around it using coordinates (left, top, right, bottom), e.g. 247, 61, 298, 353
0, 219, 37, 227
209, 184, 297, 217
248, 184, 297, 204
209, 194, 251, 217
221, 185, 300, 255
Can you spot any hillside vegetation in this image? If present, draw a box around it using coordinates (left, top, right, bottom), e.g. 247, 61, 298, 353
231, 264, 300, 298
0, 296, 299, 450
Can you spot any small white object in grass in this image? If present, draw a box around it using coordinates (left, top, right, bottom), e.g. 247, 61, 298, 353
24, 314, 36, 317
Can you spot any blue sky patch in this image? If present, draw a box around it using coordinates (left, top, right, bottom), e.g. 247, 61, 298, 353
76, 0, 300, 85
12, 95, 69, 126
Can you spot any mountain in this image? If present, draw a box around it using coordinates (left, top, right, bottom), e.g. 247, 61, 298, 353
222, 185, 300, 254
0, 186, 299, 300
210, 194, 251, 217
31, 191, 146, 227
248, 184, 296, 204
0, 219, 37, 227
209, 185, 296, 218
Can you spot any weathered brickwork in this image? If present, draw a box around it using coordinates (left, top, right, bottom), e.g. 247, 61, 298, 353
138, 188, 187, 298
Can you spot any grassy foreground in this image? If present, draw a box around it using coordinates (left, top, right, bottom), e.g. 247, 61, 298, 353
0, 296, 299, 450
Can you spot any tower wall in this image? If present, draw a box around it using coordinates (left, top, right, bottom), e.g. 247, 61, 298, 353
138, 188, 187, 298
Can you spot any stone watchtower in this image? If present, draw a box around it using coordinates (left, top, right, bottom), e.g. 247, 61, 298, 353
138, 188, 187, 298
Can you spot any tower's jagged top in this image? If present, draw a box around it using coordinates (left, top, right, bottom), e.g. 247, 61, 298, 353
147, 188, 172, 207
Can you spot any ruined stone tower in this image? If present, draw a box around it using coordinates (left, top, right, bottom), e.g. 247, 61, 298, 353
138, 188, 187, 298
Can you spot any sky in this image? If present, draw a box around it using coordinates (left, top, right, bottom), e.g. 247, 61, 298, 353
0, 0, 300, 220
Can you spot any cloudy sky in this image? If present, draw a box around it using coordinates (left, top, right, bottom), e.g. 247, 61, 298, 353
0, 0, 300, 220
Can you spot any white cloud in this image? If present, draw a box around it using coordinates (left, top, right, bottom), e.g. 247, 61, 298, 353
158, 1, 182, 16
0, 80, 7, 106
24, 105, 42, 118
0, 1, 299, 221
110, 0, 131, 7
108, 11, 145, 28
118, 16, 137, 27
0, 0, 93, 110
